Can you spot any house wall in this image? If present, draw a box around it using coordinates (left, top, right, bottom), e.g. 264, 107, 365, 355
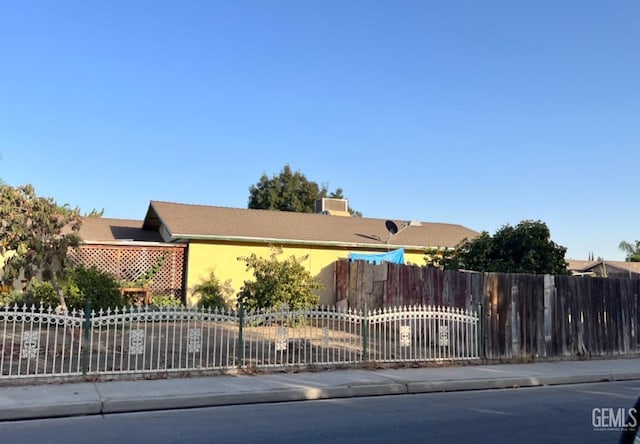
184, 240, 426, 307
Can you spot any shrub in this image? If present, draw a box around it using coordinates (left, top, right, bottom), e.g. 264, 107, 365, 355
3, 267, 124, 312
1, 287, 58, 308
149, 294, 184, 309
192, 271, 234, 310
237, 249, 322, 312
63, 265, 124, 311
24, 281, 60, 307
1, 282, 59, 309
0, 290, 23, 307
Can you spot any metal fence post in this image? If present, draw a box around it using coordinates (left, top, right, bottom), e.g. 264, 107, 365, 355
236, 301, 244, 368
362, 303, 369, 362
82, 301, 91, 376
477, 303, 484, 359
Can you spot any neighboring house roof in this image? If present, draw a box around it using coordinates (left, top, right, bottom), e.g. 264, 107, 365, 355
79, 217, 164, 243
566, 260, 594, 272
567, 259, 640, 277
136, 200, 479, 250
616, 261, 640, 274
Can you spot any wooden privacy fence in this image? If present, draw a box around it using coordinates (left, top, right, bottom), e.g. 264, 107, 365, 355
335, 260, 640, 360
335, 260, 483, 311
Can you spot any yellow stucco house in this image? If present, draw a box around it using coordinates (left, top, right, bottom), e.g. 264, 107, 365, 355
78, 200, 479, 306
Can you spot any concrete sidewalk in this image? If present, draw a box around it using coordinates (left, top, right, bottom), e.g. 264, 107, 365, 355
1, 358, 640, 421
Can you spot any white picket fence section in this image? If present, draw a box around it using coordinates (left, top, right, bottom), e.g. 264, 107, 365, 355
0, 304, 480, 380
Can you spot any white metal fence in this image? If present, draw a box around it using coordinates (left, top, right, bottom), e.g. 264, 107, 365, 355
0, 304, 480, 380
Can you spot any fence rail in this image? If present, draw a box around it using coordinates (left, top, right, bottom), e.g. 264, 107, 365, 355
0, 303, 480, 380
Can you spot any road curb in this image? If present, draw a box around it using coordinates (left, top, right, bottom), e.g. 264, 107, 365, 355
406, 377, 540, 393
330, 383, 409, 398
0, 383, 103, 421
538, 373, 614, 386
0, 400, 102, 421
100, 383, 410, 414
611, 372, 640, 382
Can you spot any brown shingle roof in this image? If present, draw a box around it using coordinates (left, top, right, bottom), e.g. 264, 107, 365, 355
612, 261, 640, 273
566, 260, 593, 272
143, 200, 479, 249
567, 259, 640, 275
79, 217, 163, 243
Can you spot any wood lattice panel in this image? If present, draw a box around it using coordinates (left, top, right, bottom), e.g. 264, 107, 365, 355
68, 245, 185, 299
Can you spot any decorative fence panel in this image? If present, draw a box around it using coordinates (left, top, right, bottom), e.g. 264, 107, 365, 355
242, 308, 365, 368
367, 306, 480, 362
87, 307, 240, 375
0, 304, 480, 381
68, 244, 186, 300
0, 306, 84, 379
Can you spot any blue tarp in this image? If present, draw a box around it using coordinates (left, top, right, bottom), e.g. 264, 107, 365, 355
348, 248, 405, 265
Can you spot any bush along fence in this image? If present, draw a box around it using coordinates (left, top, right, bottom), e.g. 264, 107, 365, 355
335, 260, 640, 360
0, 303, 480, 380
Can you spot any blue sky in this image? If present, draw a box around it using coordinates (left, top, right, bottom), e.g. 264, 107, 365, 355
1, 1, 638, 261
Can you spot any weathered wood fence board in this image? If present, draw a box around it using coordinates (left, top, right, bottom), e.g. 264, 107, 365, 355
334, 260, 640, 360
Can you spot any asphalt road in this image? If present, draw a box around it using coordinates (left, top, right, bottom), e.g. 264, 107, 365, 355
1, 381, 639, 444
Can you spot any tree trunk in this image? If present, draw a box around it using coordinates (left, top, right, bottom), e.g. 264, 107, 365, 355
50, 277, 68, 314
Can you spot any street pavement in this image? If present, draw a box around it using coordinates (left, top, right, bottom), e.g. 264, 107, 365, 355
1, 357, 639, 421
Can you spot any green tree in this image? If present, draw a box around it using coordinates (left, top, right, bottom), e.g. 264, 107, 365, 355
430, 220, 569, 275
248, 164, 361, 215
237, 248, 322, 312
83, 208, 104, 217
0, 183, 82, 312
619, 240, 640, 262
423, 247, 458, 270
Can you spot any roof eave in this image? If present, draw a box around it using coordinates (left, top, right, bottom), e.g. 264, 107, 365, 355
80, 240, 188, 247
169, 233, 446, 251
